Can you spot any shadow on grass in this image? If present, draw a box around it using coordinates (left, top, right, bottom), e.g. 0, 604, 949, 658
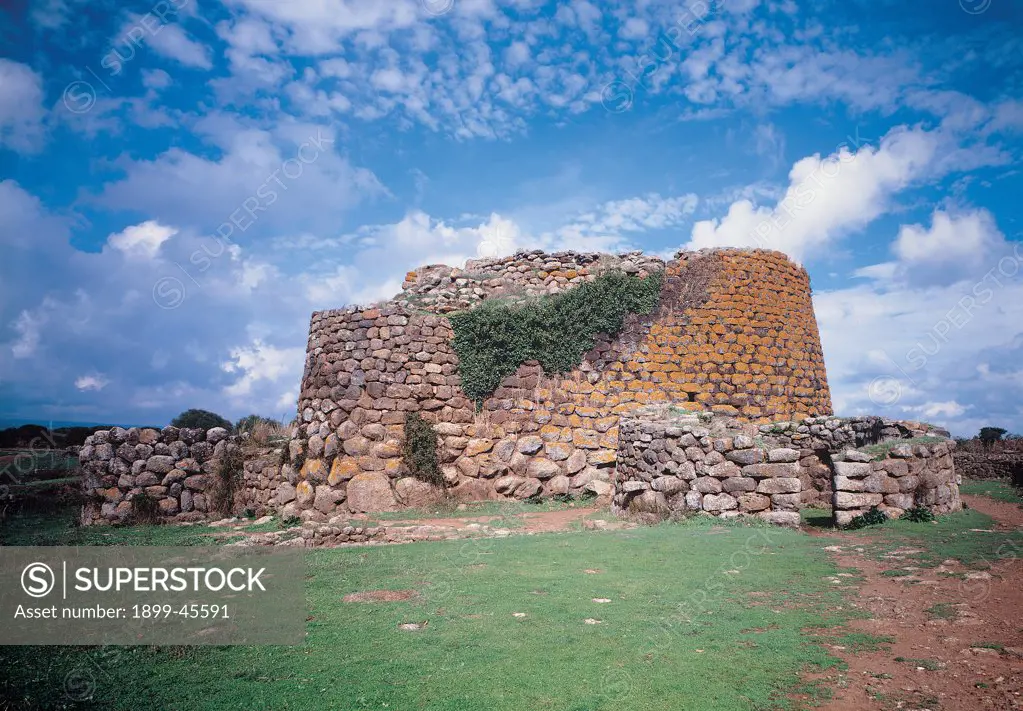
800, 507, 835, 530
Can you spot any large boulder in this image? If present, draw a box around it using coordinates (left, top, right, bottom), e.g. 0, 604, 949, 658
394, 477, 445, 508
346, 472, 398, 512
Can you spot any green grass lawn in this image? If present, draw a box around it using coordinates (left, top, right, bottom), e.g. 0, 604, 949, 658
2, 515, 857, 711
959, 478, 1022, 504
3, 505, 1021, 711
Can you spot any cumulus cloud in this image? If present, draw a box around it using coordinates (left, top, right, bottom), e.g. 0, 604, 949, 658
221, 339, 305, 399
107, 221, 177, 259
815, 209, 1023, 435
687, 126, 940, 261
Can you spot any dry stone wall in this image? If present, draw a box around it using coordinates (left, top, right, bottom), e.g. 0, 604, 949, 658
830, 441, 959, 526
952, 450, 1023, 481
613, 407, 961, 527
79, 426, 283, 524
288, 247, 834, 518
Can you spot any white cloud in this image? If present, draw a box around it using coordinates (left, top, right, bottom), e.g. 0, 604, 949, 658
893, 209, 1002, 268
221, 339, 305, 399
686, 125, 939, 261
143, 21, 213, 69
11, 308, 46, 358
75, 374, 110, 391
903, 401, 968, 419
0, 60, 46, 153
107, 221, 177, 259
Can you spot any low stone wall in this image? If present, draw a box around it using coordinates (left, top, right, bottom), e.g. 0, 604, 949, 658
613, 408, 961, 527
79, 426, 282, 524
239, 446, 288, 516
831, 441, 959, 526
952, 450, 1023, 481
614, 413, 805, 526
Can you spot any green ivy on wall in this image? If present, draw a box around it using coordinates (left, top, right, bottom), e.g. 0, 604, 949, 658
450, 270, 664, 403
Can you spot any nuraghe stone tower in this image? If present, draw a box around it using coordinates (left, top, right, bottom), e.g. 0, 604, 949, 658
285, 248, 833, 515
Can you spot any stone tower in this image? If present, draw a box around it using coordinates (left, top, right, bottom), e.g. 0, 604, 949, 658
286, 248, 832, 515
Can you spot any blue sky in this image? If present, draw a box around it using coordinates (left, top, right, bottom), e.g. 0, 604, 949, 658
1, 0, 1021, 436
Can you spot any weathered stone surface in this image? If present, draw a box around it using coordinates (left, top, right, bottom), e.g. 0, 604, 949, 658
514, 478, 543, 500
301, 458, 328, 485
755, 477, 801, 495
742, 462, 800, 478
183, 475, 209, 491
833, 461, 872, 478
833, 491, 883, 509
884, 493, 914, 509
517, 436, 544, 455
565, 449, 588, 474
328, 457, 360, 485
767, 448, 800, 463
464, 439, 494, 457
526, 458, 561, 480
833, 475, 864, 492
314, 485, 345, 514
702, 493, 738, 512
691, 477, 723, 494
494, 475, 524, 495
770, 493, 801, 510
737, 492, 771, 512
651, 476, 687, 495
863, 472, 899, 494
346, 472, 398, 512
546, 474, 571, 496
276, 482, 297, 505
726, 449, 764, 466
394, 477, 445, 508
722, 477, 756, 493
296, 481, 315, 507
756, 510, 801, 527
546, 442, 574, 461
627, 490, 669, 515
146, 455, 176, 474
493, 438, 517, 462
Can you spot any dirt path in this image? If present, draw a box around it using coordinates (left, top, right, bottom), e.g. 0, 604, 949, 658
368, 506, 602, 533
803, 495, 1023, 711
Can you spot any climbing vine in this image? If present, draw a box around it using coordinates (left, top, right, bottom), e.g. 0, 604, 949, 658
450, 270, 664, 403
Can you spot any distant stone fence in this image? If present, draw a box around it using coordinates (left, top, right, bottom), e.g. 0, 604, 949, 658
613, 408, 960, 527
79, 426, 284, 524
952, 450, 1023, 481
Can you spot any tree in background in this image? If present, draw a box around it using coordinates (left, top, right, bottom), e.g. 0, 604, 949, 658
979, 427, 1008, 447
170, 409, 233, 431
234, 414, 280, 434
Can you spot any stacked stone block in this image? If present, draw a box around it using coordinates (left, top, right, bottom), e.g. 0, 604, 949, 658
80, 426, 241, 523
952, 451, 1023, 481
831, 441, 960, 526
614, 412, 803, 526
613, 407, 962, 527
289, 247, 834, 516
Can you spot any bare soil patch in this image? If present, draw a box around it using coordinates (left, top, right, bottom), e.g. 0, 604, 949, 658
391, 506, 599, 533
802, 495, 1023, 711
343, 590, 420, 603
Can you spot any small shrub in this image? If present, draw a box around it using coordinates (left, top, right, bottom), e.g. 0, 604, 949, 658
845, 506, 888, 530
129, 491, 161, 525
403, 414, 442, 486
900, 506, 936, 523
